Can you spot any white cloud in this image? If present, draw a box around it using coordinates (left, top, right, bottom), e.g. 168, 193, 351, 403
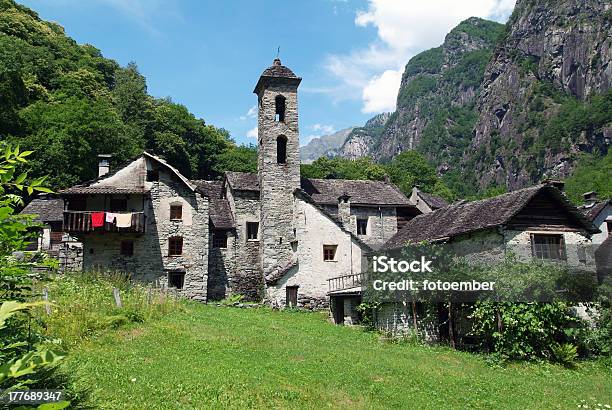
312, 124, 336, 134
246, 126, 258, 139
361, 69, 402, 113
319, 0, 516, 113
240, 105, 257, 121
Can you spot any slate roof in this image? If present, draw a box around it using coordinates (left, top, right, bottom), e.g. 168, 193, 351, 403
260, 58, 298, 79
20, 196, 64, 223
301, 178, 411, 206
225, 172, 259, 192
224, 171, 410, 206
418, 191, 448, 210
192, 180, 235, 229
61, 187, 148, 195
253, 58, 302, 94
60, 151, 195, 195
382, 184, 599, 250
581, 200, 610, 222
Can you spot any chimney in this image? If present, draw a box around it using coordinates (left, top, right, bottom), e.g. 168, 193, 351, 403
541, 178, 565, 192
98, 154, 112, 177
583, 191, 598, 206
337, 193, 351, 228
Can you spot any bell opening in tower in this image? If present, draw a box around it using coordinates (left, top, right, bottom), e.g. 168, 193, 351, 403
275, 95, 286, 122
277, 135, 287, 164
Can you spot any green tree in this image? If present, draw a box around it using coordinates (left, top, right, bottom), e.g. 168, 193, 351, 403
385, 151, 455, 201
214, 144, 258, 174
564, 151, 612, 204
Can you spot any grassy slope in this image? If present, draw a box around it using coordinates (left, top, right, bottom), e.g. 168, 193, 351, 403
63, 304, 611, 409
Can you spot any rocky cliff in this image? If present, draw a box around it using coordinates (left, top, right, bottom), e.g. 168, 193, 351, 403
371, 17, 505, 170
347, 0, 611, 193
467, 0, 611, 189
339, 112, 389, 159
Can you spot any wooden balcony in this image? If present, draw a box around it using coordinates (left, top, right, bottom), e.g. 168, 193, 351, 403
328, 272, 364, 294
63, 211, 146, 234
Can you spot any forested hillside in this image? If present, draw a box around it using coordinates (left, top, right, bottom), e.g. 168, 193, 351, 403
0, 0, 244, 189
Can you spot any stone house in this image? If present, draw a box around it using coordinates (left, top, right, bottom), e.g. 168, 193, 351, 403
59, 152, 209, 300
366, 183, 601, 335
19, 194, 64, 253
409, 186, 448, 214
45, 58, 426, 308
580, 192, 612, 280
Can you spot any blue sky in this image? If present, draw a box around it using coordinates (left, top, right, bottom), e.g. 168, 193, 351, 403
18, 0, 514, 146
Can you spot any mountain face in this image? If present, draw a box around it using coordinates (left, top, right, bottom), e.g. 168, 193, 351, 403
467, 0, 612, 189
375, 17, 505, 170
345, 1, 611, 193
300, 127, 354, 163
339, 112, 389, 159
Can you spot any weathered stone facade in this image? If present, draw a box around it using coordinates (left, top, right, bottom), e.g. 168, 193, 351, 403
256, 60, 301, 278
50, 59, 446, 314
62, 155, 209, 301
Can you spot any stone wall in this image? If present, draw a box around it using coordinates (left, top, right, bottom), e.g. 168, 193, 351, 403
349, 206, 398, 248
257, 81, 301, 277
591, 203, 612, 246
225, 186, 263, 300
58, 238, 83, 272
79, 166, 209, 301
207, 229, 236, 301
375, 303, 439, 341
266, 197, 367, 308
505, 229, 596, 271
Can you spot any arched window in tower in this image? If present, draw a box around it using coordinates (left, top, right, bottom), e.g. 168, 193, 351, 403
275, 95, 286, 122
277, 135, 287, 164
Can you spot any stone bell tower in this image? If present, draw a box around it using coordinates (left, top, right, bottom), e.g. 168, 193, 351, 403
254, 58, 302, 276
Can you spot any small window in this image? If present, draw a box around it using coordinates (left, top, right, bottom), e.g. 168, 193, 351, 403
275, 95, 285, 122
277, 135, 287, 164
531, 234, 565, 261
577, 246, 587, 264
168, 271, 185, 289
120, 240, 134, 256
168, 236, 183, 256
170, 204, 183, 220
286, 286, 298, 308
357, 218, 368, 235
146, 170, 159, 182
246, 222, 259, 241
110, 198, 127, 212
213, 229, 228, 248
323, 245, 337, 262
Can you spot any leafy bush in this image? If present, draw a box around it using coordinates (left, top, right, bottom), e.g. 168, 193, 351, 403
550, 342, 578, 366
470, 301, 584, 362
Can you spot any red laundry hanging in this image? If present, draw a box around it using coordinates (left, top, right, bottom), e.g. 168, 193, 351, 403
91, 212, 105, 228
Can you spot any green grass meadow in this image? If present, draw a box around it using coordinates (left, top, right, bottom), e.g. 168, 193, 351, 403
59, 303, 611, 409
